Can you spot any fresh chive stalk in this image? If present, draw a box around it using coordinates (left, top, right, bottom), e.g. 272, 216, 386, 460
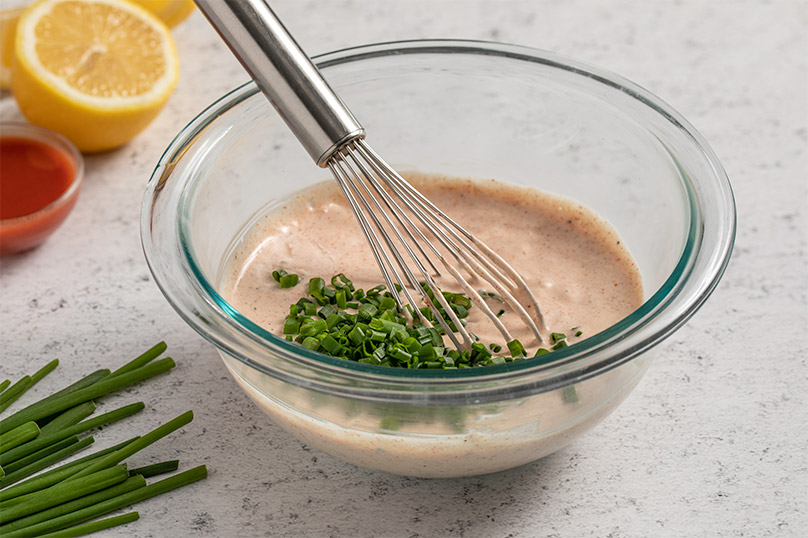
37, 511, 140, 538
0, 359, 60, 415
1, 465, 207, 537
0, 377, 32, 414
39, 402, 96, 436
0, 437, 94, 489
0, 476, 146, 533
42, 370, 110, 404
0, 438, 137, 502
0, 380, 10, 394
0, 465, 130, 522
27, 370, 111, 429
0, 403, 145, 466
128, 460, 179, 479
69, 411, 193, 480
2, 436, 80, 475
0, 422, 40, 453
0, 358, 173, 433
108, 342, 167, 379
31, 359, 60, 385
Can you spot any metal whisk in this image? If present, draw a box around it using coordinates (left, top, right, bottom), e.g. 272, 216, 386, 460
195, 0, 548, 351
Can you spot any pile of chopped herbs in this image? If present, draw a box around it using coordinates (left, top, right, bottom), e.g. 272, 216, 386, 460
274, 271, 578, 369
0, 343, 206, 536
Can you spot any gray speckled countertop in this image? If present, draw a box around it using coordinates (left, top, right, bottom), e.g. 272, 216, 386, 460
1, 0, 806, 536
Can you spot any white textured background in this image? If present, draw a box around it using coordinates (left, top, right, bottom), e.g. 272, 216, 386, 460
1, 0, 806, 536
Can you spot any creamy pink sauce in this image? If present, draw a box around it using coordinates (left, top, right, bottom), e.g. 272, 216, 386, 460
220, 174, 643, 351
218, 174, 647, 477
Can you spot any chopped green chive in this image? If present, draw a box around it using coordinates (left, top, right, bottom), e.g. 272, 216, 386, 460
275, 272, 584, 369
272, 269, 299, 288
562, 385, 579, 403
551, 340, 569, 350
299, 319, 327, 338
550, 332, 567, 344
280, 274, 298, 288
478, 290, 503, 302
282, 318, 301, 335
378, 296, 396, 311
507, 339, 526, 358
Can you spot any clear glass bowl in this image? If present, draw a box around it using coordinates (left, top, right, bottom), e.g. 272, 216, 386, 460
142, 40, 735, 478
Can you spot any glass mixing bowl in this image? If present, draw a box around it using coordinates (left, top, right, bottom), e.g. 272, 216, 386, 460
142, 40, 735, 478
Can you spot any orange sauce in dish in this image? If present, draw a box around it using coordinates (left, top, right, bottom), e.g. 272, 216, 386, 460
0, 136, 79, 254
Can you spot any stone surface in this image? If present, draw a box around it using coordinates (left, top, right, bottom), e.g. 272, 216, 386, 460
1, 0, 806, 536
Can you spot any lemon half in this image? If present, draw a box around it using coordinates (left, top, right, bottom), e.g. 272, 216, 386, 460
12, 0, 179, 152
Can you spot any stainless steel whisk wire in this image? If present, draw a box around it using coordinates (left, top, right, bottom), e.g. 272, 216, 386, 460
194, 0, 548, 351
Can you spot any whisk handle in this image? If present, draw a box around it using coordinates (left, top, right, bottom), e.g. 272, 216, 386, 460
194, 0, 365, 166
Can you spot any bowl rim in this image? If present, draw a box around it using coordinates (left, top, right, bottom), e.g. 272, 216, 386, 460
0, 121, 84, 226
143, 39, 736, 394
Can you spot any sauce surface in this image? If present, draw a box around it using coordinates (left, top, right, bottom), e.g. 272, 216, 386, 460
220, 174, 644, 351
0, 137, 75, 219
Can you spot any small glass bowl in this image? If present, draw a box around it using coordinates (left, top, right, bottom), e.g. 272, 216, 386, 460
142, 40, 736, 477
0, 122, 84, 254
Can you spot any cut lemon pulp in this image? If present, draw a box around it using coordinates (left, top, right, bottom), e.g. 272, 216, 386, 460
0, 7, 23, 89
130, 0, 195, 28
11, 0, 179, 152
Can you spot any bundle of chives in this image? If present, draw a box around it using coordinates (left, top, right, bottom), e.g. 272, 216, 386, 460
0, 342, 207, 536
